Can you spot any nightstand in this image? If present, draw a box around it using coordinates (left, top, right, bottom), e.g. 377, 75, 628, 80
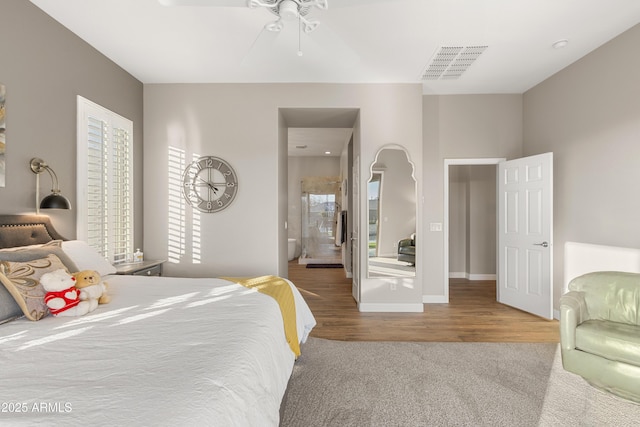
114, 260, 165, 276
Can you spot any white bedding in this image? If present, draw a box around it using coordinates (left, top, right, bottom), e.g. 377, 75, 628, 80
0, 275, 316, 426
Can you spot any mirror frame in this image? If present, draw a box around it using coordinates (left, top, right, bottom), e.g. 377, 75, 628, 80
366, 144, 417, 278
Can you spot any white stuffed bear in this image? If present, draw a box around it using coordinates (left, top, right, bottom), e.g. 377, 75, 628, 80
41, 269, 93, 317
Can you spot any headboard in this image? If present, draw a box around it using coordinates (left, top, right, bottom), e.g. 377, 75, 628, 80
0, 215, 67, 249
564, 241, 640, 293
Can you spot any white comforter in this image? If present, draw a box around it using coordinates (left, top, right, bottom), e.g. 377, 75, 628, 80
0, 275, 316, 426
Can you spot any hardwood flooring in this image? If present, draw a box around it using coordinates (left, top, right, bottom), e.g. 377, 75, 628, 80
288, 261, 560, 343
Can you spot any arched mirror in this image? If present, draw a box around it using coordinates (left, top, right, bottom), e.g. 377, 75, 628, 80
367, 146, 416, 278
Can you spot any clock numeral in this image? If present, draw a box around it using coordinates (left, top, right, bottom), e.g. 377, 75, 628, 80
217, 200, 224, 207
206, 201, 213, 210
224, 193, 232, 200
205, 158, 213, 167
227, 182, 235, 187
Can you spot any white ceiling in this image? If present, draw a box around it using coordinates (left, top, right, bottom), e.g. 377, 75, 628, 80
28, 0, 640, 154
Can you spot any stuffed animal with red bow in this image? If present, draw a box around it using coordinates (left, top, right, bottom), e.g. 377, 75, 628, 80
41, 269, 92, 317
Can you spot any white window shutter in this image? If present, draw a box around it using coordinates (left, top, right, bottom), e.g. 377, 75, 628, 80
77, 96, 134, 264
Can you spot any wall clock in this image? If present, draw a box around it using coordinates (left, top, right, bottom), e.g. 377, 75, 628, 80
182, 156, 238, 213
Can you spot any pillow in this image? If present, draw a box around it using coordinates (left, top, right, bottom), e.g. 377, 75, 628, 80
0, 254, 70, 321
61, 240, 117, 276
0, 241, 78, 273
0, 284, 23, 324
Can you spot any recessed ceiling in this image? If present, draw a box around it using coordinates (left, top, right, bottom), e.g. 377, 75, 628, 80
28, 0, 640, 94
288, 128, 353, 157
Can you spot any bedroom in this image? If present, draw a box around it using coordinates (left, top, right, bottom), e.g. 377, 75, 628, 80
0, 0, 640, 423
2, 0, 639, 317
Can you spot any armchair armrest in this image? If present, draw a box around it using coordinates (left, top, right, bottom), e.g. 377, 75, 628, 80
398, 238, 413, 248
559, 291, 589, 351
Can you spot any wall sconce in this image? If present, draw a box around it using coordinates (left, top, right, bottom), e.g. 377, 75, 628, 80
29, 157, 71, 214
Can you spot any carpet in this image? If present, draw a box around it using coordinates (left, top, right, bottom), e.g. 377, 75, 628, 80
281, 338, 640, 427
306, 264, 344, 269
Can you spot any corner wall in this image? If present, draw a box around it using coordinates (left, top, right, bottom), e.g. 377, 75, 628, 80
0, 0, 143, 241
523, 23, 640, 308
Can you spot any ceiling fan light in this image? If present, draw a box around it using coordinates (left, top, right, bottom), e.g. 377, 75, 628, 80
279, 0, 299, 20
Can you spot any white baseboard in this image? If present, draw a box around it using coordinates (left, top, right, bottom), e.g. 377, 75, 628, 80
553, 309, 560, 320
358, 303, 424, 313
449, 272, 497, 281
423, 295, 448, 303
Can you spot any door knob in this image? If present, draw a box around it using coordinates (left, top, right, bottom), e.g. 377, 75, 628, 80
534, 241, 549, 248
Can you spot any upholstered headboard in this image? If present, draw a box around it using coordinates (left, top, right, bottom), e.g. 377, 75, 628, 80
0, 215, 66, 249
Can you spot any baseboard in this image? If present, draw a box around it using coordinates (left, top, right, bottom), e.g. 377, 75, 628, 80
553, 309, 560, 320
423, 295, 448, 303
468, 273, 496, 281
449, 272, 496, 281
358, 303, 424, 313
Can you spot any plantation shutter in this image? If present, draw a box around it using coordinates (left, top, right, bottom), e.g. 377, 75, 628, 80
77, 96, 134, 264
110, 125, 132, 264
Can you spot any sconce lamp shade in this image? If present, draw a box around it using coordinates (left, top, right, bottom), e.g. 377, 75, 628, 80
40, 192, 71, 210
29, 157, 71, 214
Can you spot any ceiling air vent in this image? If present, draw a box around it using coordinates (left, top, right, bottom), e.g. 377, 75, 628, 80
421, 45, 487, 81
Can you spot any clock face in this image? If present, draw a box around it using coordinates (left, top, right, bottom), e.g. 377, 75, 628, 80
182, 156, 238, 213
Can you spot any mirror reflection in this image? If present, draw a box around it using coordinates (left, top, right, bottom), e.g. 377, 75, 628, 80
367, 147, 416, 278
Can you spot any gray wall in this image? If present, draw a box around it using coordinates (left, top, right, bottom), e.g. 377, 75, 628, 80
524, 23, 640, 307
0, 0, 143, 242
143, 83, 423, 296
422, 94, 523, 301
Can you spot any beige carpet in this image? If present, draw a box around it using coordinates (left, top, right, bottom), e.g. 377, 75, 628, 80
281, 338, 640, 427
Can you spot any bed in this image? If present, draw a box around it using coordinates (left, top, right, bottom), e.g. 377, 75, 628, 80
0, 215, 316, 426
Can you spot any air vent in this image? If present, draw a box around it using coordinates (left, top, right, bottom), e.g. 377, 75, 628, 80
421, 45, 487, 81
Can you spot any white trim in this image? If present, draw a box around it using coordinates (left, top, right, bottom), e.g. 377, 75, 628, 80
553, 309, 560, 320
468, 273, 496, 281
449, 272, 497, 280
359, 303, 424, 313
423, 295, 448, 303
442, 158, 505, 304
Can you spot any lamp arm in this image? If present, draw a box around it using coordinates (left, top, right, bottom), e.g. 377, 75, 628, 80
44, 166, 61, 194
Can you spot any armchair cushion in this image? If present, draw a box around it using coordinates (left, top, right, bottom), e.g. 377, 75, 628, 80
575, 319, 640, 366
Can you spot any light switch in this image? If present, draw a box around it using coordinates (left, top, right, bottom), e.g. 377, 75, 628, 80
430, 222, 442, 232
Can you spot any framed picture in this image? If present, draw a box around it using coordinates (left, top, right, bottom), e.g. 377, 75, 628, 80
0, 83, 5, 187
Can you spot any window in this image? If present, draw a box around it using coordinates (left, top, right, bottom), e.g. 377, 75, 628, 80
77, 96, 133, 264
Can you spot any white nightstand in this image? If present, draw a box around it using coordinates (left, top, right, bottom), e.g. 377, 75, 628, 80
114, 260, 165, 276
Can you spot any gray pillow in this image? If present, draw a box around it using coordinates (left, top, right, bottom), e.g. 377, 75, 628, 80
0, 284, 22, 324
0, 242, 78, 323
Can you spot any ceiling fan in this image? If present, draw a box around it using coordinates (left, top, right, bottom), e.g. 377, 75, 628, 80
159, 0, 390, 61
158, 0, 328, 34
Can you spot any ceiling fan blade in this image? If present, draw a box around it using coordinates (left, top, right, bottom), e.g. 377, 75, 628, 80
158, 0, 247, 7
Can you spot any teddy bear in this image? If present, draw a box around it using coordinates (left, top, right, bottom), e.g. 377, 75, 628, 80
73, 269, 110, 312
41, 269, 93, 317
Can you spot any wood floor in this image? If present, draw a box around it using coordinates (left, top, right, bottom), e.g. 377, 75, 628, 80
288, 261, 560, 343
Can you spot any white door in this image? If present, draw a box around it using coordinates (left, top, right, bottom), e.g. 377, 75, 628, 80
352, 154, 360, 302
497, 152, 553, 319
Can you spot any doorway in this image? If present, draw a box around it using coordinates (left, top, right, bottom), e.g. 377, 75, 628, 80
443, 158, 504, 303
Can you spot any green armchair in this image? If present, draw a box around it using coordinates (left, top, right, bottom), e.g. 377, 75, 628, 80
397, 233, 415, 265
560, 271, 640, 403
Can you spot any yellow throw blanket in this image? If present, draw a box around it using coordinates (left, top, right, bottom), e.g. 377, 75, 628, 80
222, 275, 300, 357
